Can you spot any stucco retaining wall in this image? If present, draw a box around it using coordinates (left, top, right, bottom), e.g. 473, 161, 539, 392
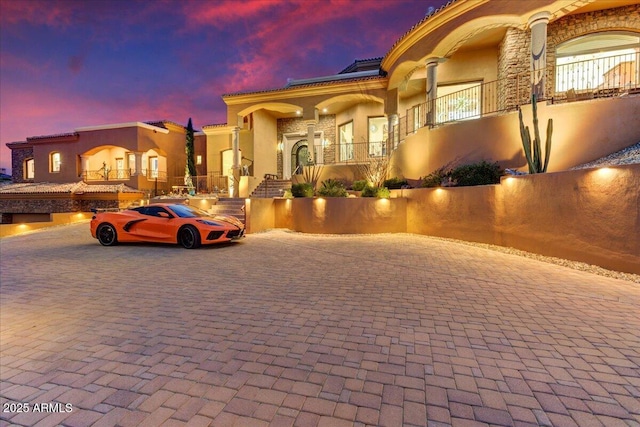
0, 212, 92, 238
247, 164, 639, 274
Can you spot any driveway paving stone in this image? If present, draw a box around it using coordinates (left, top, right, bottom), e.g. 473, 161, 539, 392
1, 224, 639, 426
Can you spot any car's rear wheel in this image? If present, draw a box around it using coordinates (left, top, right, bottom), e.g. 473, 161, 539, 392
179, 225, 201, 249
97, 223, 118, 246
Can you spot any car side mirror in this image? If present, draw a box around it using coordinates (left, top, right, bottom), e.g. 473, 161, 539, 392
158, 212, 172, 218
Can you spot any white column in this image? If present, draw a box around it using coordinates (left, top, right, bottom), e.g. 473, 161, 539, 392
232, 126, 240, 198
80, 155, 89, 179
134, 152, 143, 176
425, 58, 439, 126
305, 120, 316, 163
528, 11, 551, 100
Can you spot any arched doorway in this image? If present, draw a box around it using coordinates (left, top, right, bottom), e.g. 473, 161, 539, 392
291, 140, 309, 175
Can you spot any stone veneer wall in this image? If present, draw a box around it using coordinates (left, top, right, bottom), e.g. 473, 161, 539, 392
497, 5, 639, 110
10, 147, 33, 183
276, 115, 336, 178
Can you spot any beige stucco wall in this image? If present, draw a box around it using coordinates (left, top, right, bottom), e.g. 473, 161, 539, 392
0, 212, 92, 238
246, 164, 639, 274
271, 197, 407, 234
252, 110, 278, 178
392, 96, 640, 179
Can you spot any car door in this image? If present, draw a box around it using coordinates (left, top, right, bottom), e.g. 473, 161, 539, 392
128, 206, 177, 242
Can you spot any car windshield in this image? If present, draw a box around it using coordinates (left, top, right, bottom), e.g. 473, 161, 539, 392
168, 204, 210, 218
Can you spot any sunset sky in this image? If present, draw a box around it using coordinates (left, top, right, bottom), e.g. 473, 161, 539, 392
0, 0, 449, 173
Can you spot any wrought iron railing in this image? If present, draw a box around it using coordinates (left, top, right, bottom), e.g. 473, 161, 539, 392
83, 169, 167, 182
390, 52, 639, 145
169, 172, 228, 194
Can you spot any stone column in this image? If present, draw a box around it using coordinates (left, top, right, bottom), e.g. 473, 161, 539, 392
425, 58, 440, 126
528, 11, 551, 100
232, 126, 240, 198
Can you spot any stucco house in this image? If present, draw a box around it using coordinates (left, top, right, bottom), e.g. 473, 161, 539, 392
1, 121, 209, 223
7, 120, 207, 193
211, 0, 639, 197
3, 0, 639, 204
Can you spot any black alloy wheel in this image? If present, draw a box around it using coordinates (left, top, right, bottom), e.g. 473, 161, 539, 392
179, 225, 201, 249
97, 223, 118, 246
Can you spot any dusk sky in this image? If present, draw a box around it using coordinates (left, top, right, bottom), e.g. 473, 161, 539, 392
0, 0, 450, 173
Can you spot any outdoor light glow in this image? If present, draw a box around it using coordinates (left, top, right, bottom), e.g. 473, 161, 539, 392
296, 111, 301, 115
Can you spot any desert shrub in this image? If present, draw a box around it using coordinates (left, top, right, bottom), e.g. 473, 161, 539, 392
421, 161, 503, 187
291, 182, 314, 197
351, 180, 368, 191
383, 177, 408, 189
317, 179, 348, 197
449, 161, 504, 186
421, 167, 449, 188
282, 189, 293, 199
361, 186, 389, 198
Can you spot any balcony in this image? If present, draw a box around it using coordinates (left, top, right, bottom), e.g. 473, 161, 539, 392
83, 169, 167, 182
391, 52, 639, 145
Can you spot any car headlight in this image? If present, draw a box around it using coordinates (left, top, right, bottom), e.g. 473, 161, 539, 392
197, 219, 224, 227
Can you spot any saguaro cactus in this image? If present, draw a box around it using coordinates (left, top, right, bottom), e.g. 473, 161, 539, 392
519, 94, 553, 173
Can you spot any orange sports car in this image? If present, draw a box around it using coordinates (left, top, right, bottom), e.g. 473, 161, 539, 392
90, 203, 245, 249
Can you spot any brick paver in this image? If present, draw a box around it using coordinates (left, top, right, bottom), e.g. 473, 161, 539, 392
1, 225, 639, 426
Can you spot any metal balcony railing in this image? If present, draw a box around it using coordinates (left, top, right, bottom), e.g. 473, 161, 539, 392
83, 169, 167, 182
390, 52, 639, 145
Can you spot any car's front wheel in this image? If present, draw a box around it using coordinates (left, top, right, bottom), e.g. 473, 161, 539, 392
97, 223, 118, 246
179, 225, 201, 249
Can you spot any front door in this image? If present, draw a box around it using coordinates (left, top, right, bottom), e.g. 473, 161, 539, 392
292, 140, 309, 175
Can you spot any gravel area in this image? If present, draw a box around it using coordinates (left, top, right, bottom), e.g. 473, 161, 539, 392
572, 141, 640, 169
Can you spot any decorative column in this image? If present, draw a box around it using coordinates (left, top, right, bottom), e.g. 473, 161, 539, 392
425, 58, 440, 126
134, 152, 143, 176
232, 126, 240, 198
528, 11, 551, 100
305, 120, 316, 163
80, 155, 89, 180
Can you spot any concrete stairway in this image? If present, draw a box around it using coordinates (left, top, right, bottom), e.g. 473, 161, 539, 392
250, 178, 291, 198
208, 198, 246, 224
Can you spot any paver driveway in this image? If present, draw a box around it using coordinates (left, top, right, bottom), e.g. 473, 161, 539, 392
1, 224, 639, 427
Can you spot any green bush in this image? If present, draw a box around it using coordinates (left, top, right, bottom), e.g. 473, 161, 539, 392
361, 186, 389, 198
383, 177, 408, 189
291, 182, 314, 197
449, 161, 504, 187
421, 161, 503, 188
421, 167, 448, 188
317, 179, 348, 197
351, 180, 368, 191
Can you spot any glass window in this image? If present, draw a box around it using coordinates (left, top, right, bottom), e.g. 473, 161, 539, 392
435, 82, 482, 124
149, 156, 158, 178
368, 117, 387, 157
127, 153, 136, 174
556, 32, 640, 92
51, 152, 61, 173
339, 121, 353, 162
196, 155, 202, 165
25, 158, 34, 179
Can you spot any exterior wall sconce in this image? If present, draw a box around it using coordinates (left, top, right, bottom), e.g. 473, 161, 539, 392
277, 142, 284, 151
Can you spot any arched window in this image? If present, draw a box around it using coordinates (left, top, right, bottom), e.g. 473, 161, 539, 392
24, 158, 34, 179
555, 32, 639, 93
50, 152, 61, 173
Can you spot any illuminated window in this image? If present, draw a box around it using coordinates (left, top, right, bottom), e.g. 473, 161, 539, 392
556, 32, 640, 92
339, 121, 353, 162
435, 81, 482, 124
149, 156, 158, 178
127, 153, 136, 174
25, 158, 34, 179
196, 155, 202, 165
368, 117, 387, 157
50, 152, 61, 173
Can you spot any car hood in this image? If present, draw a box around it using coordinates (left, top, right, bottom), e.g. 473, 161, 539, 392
210, 214, 244, 228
